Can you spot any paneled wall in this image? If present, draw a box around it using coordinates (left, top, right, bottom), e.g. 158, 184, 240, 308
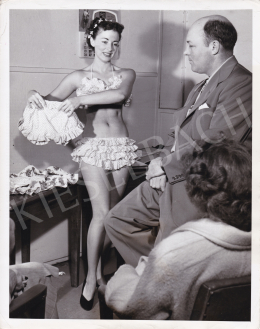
10, 10, 160, 263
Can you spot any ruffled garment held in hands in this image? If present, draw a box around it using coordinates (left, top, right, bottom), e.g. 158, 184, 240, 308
18, 100, 85, 145
10, 165, 78, 195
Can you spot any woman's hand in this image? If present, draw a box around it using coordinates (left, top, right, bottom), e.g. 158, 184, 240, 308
27, 90, 46, 109
58, 97, 83, 116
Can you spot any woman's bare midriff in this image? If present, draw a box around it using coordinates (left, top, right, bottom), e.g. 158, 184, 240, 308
83, 105, 128, 138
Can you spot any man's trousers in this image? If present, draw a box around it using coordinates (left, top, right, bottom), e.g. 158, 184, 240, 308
104, 180, 201, 267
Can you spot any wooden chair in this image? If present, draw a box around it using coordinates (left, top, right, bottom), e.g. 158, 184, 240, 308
98, 275, 251, 321
190, 275, 251, 321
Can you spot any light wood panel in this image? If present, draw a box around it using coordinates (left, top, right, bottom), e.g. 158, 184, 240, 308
160, 11, 185, 109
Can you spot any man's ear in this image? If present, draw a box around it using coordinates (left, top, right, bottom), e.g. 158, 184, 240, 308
210, 40, 220, 55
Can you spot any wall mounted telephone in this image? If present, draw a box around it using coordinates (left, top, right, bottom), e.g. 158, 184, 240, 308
78, 9, 121, 58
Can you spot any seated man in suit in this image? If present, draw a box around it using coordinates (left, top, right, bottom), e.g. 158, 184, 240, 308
104, 15, 252, 267
104, 140, 251, 320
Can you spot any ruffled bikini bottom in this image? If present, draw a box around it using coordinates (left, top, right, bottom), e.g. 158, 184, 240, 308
71, 137, 139, 170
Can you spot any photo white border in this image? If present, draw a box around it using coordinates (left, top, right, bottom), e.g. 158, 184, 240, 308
1, 1, 259, 329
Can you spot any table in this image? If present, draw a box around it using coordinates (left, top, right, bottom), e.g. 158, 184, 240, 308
9, 165, 148, 288
10, 183, 82, 287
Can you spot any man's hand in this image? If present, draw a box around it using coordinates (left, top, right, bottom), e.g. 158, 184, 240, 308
149, 175, 167, 192
146, 157, 165, 181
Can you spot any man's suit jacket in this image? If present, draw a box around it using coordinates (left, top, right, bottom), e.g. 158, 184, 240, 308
161, 56, 252, 185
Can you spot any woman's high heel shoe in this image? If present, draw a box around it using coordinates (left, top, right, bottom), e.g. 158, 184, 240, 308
80, 278, 94, 311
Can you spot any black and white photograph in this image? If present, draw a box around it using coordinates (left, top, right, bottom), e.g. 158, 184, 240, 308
1, 1, 259, 328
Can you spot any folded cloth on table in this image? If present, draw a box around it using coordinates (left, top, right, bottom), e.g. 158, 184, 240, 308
10, 165, 78, 195
18, 100, 84, 145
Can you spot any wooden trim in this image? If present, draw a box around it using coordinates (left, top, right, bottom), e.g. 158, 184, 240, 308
136, 72, 158, 77
182, 11, 188, 107
155, 10, 163, 138
44, 254, 82, 265
158, 108, 178, 113
10, 66, 158, 77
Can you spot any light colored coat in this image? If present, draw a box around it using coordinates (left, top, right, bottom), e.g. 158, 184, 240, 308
105, 218, 251, 320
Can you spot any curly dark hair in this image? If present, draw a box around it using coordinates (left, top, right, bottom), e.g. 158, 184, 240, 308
203, 19, 237, 51
87, 17, 124, 50
185, 140, 251, 232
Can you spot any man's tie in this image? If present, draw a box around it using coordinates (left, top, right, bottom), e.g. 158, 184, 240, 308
186, 78, 209, 117
171, 78, 209, 152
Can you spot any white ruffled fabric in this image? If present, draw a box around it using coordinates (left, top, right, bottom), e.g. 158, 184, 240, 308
10, 165, 78, 195
71, 137, 139, 170
18, 101, 84, 146
76, 76, 123, 96
76, 76, 133, 107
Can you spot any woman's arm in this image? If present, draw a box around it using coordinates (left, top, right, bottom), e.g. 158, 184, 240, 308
59, 69, 136, 115
80, 69, 136, 105
105, 249, 171, 320
27, 70, 83, 109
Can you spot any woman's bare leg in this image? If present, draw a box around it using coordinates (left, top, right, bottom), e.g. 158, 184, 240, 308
110, 166, 129, 208
81, 162, 111, 301
98, 166, 130, 283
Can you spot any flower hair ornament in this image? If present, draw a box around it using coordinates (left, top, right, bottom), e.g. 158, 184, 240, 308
87, 18, 113, 38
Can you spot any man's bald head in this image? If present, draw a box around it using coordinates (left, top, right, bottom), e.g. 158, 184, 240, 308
194, 15, 231, 26
191, 15, 237, 52
184, 15, 237, 75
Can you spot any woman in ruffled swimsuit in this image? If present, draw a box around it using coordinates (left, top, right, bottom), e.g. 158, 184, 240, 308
27, 17, 137, 311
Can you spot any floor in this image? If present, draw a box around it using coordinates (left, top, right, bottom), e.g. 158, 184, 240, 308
56, 259, 100, 319
56, 255, 118, 319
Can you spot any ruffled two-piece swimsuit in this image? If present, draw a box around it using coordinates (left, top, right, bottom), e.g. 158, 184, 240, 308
18, 65, 138, 171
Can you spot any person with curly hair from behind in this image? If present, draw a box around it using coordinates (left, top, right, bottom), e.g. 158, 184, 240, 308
104, 139, 251, 320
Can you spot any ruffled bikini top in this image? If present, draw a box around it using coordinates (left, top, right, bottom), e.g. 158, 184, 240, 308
76, 65, 132, 107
